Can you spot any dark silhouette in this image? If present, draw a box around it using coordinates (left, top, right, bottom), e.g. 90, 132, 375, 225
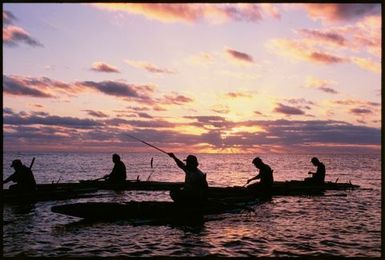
305, 157, 325, 184
103, 154, 127, 184
3, 159, 36, 192
246, 157, 274, 192
168, 153, 208, 206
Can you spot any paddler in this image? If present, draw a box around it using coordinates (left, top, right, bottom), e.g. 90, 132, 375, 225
167, 153, 208, 206
103, 153, 127, 184
3, 159, 37, 192
305, 157, 326, 184
246, 157, 274, 193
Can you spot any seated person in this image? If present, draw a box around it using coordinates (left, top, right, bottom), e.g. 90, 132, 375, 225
103, 153, 127, 184
305, 157, 325, 184
246, 157, 274, 192
3, 159, 36, 192
168, 153, 208, 206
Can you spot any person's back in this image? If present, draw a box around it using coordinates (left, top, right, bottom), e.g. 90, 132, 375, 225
313, 162, 325, 184
183, 167, 208, 198
105, 154, 127, 184
259, 163, 273, 188
109, 160, 127, 183
306, 157, 326, 184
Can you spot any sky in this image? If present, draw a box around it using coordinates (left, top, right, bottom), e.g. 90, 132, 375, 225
3, 3, 382, 154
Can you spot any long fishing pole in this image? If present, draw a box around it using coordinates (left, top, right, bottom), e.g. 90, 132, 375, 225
126, 134, 168, 155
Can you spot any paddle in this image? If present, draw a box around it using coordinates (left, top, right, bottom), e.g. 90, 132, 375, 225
126, 134, 168, 155
29, 157, 35, 169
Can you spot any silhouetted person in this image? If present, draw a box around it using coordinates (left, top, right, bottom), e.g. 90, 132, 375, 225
103, 154, 127, 184
3, 159, 36, 192
246, 157, 274, 192
168, 153, 208, 206
305, 157, 325, 184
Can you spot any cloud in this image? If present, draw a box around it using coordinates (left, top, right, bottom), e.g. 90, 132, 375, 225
83, 110, 109, 118
268, 38, 348, 64
91, 62, 120, 73
349, 107, 373, 115
303, 4, 381, 23
225, 91, 253, 98
3, 25, 44, 47
225, 48, 254, 64
4, 113, 102, 129
211, 104, 230, 114
93, 3, 280, 24
125, 60, 176, 74
3, 10, 17, 25
3, 11, 43, 47
274, 103, 305, 115
298, 28, 346, 46
305, 76, 339, 94
77, 80, 155, 101
3, 75, 54, 98
351, 57, 380, 74
158, 93, 194, 105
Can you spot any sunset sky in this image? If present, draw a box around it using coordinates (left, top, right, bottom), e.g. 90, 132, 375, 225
3, 3, 382, 153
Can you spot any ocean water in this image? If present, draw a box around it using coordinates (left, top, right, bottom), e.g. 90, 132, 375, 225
2, 152, 381, 257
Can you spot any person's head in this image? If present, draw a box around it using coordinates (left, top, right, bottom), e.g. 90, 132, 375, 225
252, 157, 263, 168
112, 153, 121, 163
184, 155, 199, 169
311, 157, 320, 166
11, 159, 22, 170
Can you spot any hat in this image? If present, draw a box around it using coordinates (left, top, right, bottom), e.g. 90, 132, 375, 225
11, 159, 22, 168
183, 155, 198, 164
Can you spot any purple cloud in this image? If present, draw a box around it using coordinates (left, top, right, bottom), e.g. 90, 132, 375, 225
274, 103, 305, 115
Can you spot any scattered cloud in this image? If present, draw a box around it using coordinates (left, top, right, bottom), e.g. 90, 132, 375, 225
298, 28, 346, 46
349, 107, 373, 115
305, 76, 339, 94
303, 3, 381, 23
158, 93, 194, 105
211, 104, 230, 114
225, 91, 253, 98
77, 80, 155, 102
225, 48, 254, 64
350, 57, 380, 74
4, 75, 54, 98
3, 11, 43, 47
83, 110, 109, 118
268, 38, 348, 64
125, 60, 176, 74
91, 62, 120, 73
274, 103, 305, 115
92, 3, 280, 24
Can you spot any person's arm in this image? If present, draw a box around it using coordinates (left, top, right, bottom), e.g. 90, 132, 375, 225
3, 174, 15, 184
247, 173, 260, 184
168, 153, 186, 171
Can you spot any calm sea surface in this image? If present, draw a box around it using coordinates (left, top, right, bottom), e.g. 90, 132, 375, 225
2, 152, 381, 257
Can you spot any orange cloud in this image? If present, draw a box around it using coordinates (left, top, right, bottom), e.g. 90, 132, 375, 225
350, 57, 381, 74
92, 3, 280, 24
268, 38, 348, 64
91, 62, 120, 73
303, 3, 380, 23
125, 60, 176, 74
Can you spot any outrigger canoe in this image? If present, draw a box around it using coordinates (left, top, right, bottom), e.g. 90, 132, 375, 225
3, 186, 98, 204
51, 180, 360, 221
51, 199, 257, 221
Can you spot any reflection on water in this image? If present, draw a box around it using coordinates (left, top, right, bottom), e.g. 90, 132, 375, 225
2, 152, 381, 257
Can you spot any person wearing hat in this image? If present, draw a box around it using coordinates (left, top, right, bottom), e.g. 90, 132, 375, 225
305, 157, 325, 184
103, 153, 127, 184
3, 159, 36, 191
246, 157, 274, 192
167, 153, 208, 206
